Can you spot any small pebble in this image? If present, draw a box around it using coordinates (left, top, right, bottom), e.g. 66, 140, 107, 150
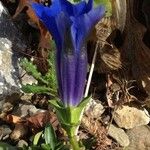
0, 125, 12, 140
17, 140, 28, 148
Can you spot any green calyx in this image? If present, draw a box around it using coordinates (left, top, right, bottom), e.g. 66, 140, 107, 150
49, 96, 91, 137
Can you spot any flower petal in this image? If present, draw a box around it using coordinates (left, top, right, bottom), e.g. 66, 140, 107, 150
32, 3, 45, 18
32, 0, 61, 18
31, 3, 60, 43
55, 13, 72, 101
43, 0, 61, 17
61, 54, 76, 106
73, 46, 87, 106
85, 0, 93, 12
59, 0, 87, 16
71, 5, 105, 51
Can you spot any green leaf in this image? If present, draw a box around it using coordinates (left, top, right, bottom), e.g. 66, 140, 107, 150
21, 84, 56, 96
0, 142, 17, 150
49, 99, 64, 108
44, 123, 57, 150
44, 48, 57, 91
28, 145, 42, 150
20, 58, 48, 85
55, 143, 69, 150
41, 144, 52, 150
33, 131, 43, 146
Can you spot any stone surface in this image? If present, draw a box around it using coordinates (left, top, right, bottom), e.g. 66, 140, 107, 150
0, 125, 12, 140
124, 126, 150, 150
10, 123, 28, 141
0, 2, 25, 97
17, 140, 28, 148
0, 93, 20, 115
108, 124, 130, 147
85, 98, 105, 118
114, 105, 150, 129
12, 102, 45, 117
20, 69, 37, 86
0, 2, 36, 105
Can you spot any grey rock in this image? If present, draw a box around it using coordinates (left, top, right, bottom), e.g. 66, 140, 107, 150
124, 126, 150, 150
108, 124, 130, 147
102, 115, 111, 125
0, 2, 25, 98
12, 102, 45, 117
0, 125, 12, 140
21, 93, 33, 101
85, 98, 105, 118
10, 123, 27, 141
0, 2, 36, 105
0, 93, 21, 114
20, 69, 37, 86
114, 105, 150, 129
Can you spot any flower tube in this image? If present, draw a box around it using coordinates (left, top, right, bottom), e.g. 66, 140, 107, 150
32, 0, 105, 106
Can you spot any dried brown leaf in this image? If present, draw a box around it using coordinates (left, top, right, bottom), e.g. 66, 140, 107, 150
10, 123, 28, 141
26, 111, 58, 132
13, 0, 51, 49
121, 0, 150, 98
81, 115, 112, 150
4, 111, 58, 135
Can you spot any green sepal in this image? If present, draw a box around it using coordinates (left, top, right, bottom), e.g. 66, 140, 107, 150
49, 96, 91, 137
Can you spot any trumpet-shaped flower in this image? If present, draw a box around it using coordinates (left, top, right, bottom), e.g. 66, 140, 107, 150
32, 0, 105, 107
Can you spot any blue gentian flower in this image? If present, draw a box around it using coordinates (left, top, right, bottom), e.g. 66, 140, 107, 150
32, 0, 105, 106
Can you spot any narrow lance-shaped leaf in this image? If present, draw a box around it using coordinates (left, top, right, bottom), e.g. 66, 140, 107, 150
21, 84, 57, 97
20, 58, 49, 85
44, 123, 57, 150
33, 131, 43, 146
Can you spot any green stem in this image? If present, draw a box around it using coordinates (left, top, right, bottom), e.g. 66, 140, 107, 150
69, 136, 81, 150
